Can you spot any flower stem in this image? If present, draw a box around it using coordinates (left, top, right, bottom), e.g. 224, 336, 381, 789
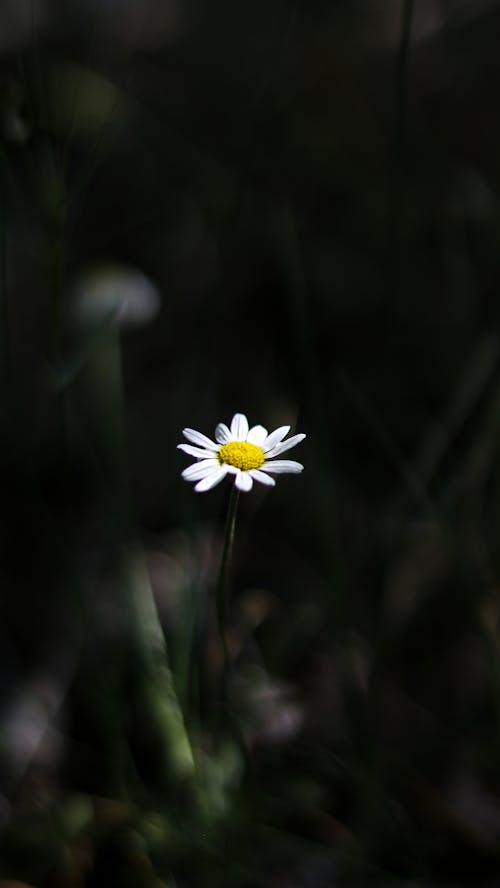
215, 484, 240, 703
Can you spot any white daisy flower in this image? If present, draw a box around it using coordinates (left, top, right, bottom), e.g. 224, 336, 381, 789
178, 412, 306, 493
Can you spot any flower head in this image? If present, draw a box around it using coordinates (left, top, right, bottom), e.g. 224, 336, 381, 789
178, 413, 306, 493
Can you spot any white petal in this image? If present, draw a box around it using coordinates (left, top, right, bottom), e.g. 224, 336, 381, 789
194, 466, 228, 492
234, 470, 253, 492
249, 469, 276, 487
215, 423, 231, 444
263, 426, 290, 452
246, 424, 268, 446
182, 458, 219, 481
230, 413, 249, 441
261, 460, 304, 474
182, 428, 218, 450
177, 443, 217, 459
265, 433, 306, 459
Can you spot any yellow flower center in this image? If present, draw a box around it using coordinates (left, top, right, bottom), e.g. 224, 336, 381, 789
219, 441, 265, 471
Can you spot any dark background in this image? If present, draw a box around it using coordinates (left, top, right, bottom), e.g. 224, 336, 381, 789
2, 1, 500, 885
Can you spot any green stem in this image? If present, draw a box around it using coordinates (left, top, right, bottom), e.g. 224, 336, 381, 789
215, 485, 240, 701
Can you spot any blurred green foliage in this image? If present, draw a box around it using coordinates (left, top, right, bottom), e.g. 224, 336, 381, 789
2, 0, 500, 885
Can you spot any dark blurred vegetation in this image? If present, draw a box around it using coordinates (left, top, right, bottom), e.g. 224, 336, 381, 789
2, 0, 500, 884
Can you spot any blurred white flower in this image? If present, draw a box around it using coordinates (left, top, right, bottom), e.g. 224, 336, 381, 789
72, 262, 160, 328
178, 412, 305, 493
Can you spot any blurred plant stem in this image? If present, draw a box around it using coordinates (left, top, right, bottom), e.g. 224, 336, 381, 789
93, 333, 198, 796
71, 299, 198, 801
84, 325, 131, 512
216, 485, 239, 704
125, 548, 197, 793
